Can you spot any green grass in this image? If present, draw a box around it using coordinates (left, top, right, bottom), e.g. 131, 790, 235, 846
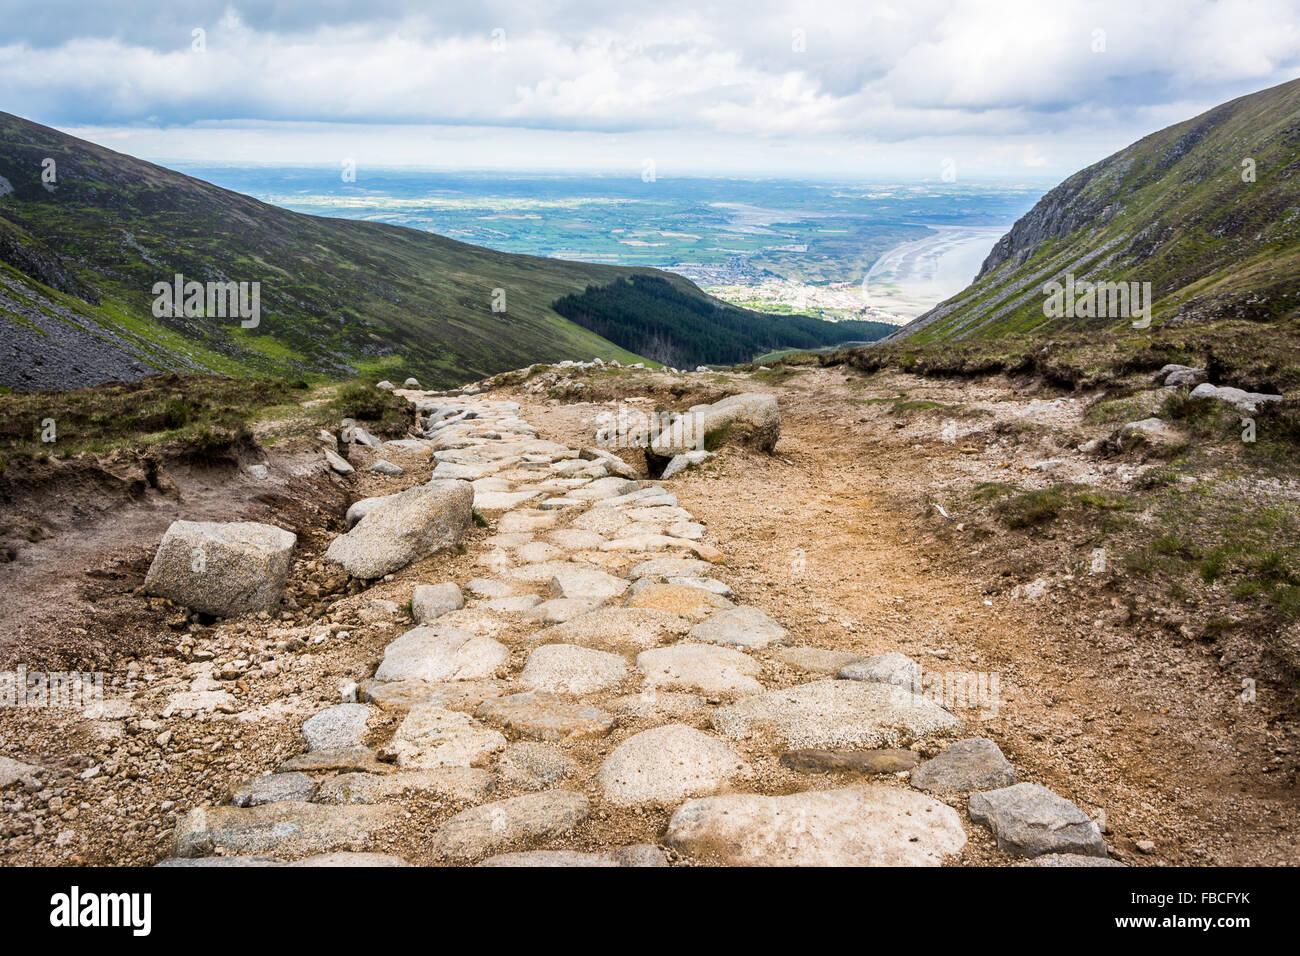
973, 482, 1137, 529
0, 373, 407, 468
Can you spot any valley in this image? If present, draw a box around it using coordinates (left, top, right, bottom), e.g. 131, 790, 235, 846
188, 166, 1042, 325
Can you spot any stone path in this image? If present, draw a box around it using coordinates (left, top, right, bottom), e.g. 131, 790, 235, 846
159, 387, 1115, 867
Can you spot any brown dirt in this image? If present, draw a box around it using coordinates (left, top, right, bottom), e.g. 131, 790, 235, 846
506, 365, 1300, 866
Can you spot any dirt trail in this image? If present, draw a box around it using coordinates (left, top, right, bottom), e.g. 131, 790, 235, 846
511, 366, 1299, 865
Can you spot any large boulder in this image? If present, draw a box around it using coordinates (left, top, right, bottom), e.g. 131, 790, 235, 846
143, 520, 296, 617
649, 393, 781, 456
325, 480, 473, 579
1189, 382, 1284, 412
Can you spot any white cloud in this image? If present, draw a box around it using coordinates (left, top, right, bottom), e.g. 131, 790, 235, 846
3, 0, 1299, 176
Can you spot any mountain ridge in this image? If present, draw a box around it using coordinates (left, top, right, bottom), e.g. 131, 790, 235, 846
885, 77, 1300, 343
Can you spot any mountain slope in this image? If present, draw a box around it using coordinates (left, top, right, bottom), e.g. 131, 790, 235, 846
0, 113, 876, 391
887, 77, 1300, 343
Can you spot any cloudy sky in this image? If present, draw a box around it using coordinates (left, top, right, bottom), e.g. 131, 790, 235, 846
4, 0, 1299, 179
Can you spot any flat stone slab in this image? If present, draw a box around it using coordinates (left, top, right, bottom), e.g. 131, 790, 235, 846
968, 783, 1107, 858
666, 785, 967, 866
1016, 853, 1128, 867
532, 608, 690, 651
628, 583, 734, 619
499, 559, 599, 586
593, 486, 676, 509
547, 529, 607, 551
173, 803, 398, 858
769, 646, 864, 675
231, 772, 317, 807
571, 507, 653, 537
547, 566, 629, 602
496, 742, 576, 791
0, 756, 41, 789
711, 679, 960, 748
566, 476, 639, 500
689, 605, 788, 649
497, 511, 558, 534
427, 791, 590, 863
302, 703, 372, 752
360, 678, 510, 712
373, 627, 508, 683
629, 557, 715, 580
637, 643, 763, 698
515, 541, 564, 563
313, 767, 494, 805
433, 461, 497, 481
278, 746, 394, 775
287, 852, 410, 867
910, 738, 1017, 794
476, 692, 615, 742
144, 520, 297, 617
839, 652, 921, 690
475, 489, 543, 511
385, 705, 506, 768
521, 598, 604, 624
614, 691, 710, 719
482, 595, 545, 613
477, 845, 666, 867
520, 643, 628, 695
157, 856, 284, 867
666, 575, 733, 597
598, 724, 750, 806
411, 582, 465, 623
325, 449, 354, 474
780, 748, 921, 775
465, 577, 518, 598
163, 689, 238, 716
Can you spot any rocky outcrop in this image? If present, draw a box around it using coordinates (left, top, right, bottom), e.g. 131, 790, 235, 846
325, 480, 473, 579
143, 520, 296, 617
649, 393, 781, 457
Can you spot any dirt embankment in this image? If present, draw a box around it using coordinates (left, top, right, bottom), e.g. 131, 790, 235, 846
0, 438, 350, 671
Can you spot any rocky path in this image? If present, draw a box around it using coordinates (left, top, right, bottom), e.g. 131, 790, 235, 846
157, 388, 1121, 867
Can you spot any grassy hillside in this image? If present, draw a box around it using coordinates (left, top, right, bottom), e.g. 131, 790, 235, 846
888, 77, 1300, 343
0, 113, 679, 390
0, 112, 890, 392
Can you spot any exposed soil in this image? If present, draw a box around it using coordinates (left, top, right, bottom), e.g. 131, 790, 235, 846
0, 366, 1295, 866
